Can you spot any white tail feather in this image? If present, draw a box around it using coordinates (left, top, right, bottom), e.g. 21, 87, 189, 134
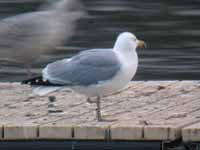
32, 86, 63, 96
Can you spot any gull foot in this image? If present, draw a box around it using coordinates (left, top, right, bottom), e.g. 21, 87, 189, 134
96, 118, 118, 122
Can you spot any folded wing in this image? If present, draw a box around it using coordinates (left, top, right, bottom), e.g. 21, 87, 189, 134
43, 49, 121, 86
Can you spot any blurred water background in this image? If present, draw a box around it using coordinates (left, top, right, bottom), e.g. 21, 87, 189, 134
0, 0, 200, 82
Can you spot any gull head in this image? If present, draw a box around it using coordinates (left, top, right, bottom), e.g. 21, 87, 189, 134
114, 32, 146, 53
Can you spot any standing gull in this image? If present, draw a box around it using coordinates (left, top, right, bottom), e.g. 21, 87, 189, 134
22, 32, 146, 121
0, 0, 85, 77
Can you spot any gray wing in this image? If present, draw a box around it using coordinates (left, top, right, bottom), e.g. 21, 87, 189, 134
0, 11, 81, 62
0, 11, 63, 52
0, 12, 59, 63
0, 0, 85, 63
0, 0, 84, 52
43, 49, 121, 86
0, 12, 44, 49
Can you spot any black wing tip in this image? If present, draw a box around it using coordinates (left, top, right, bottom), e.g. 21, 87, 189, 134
21, 76, 44, 85
21, 76, 63, 86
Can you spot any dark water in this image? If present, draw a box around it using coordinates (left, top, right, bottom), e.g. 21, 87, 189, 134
0, 0, 200, 81
0, 141, 161, 150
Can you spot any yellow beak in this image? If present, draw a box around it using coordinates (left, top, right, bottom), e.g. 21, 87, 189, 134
137, 40, 147, 48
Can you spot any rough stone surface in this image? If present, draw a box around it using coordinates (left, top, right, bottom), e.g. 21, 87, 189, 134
0, 81, 200, 140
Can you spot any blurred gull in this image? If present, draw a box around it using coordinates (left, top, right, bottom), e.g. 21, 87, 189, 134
0, 0, 85, 77
22, 32, 146, 121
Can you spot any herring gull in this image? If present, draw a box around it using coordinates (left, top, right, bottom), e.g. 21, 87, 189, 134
22, 32, 146, 121
0, 0, 85, 77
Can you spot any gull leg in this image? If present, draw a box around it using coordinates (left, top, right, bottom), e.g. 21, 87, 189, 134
96, 96, 102, 121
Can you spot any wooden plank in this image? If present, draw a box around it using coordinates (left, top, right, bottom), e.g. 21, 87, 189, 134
74, 125, 108, 140
110, 125, 143, 140
4, 125, 37, 140
143, 125, 181, 140
39, 125, 72, 139
0, 125, 2, 139
182, 122, 200, 142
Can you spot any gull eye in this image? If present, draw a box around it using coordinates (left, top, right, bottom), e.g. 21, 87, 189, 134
132, 38, 137, 42
131, 36, 137, 42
